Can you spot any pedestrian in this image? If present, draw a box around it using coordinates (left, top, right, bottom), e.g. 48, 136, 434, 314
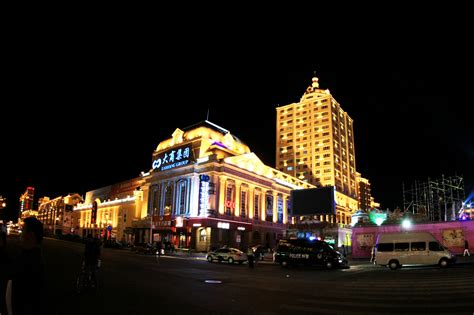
463, 239, 470, 257
247, 246, 254, 268
370, 245, 377, 264
84, 233, 101, 287
341, 244, 347, 257
0, 228, 9, 315
8, 217, 45, 315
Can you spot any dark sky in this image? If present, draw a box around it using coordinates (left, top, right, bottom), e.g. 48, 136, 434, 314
1, 18, 473, 219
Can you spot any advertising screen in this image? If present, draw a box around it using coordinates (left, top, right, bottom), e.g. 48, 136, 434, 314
290, 186, 336, 215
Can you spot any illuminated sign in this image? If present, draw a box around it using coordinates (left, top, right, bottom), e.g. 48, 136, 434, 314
199, 174, 210, 216
175, 216, 183, 227
217, 222, 230, 229
225, 200, 235, 209
237, 227, 245, 231
152, 144, 194, 172
193, 223, 202, 227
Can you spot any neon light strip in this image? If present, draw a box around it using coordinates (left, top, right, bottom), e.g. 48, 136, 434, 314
74, 196, 136, 211
189, 216, 252, 225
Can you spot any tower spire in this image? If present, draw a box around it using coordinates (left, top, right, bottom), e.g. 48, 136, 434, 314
312, 72, 319, 89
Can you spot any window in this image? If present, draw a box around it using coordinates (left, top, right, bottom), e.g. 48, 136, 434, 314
178, 180, 187, 215
254, 194, 260, 220
199, 229, 207, 242
429, 242, 444, 251
151, 185, 161, 216
411, 242, 426, 251
394, 243, 409, 251
225, 184, 234, 216
164, 184, 173, 215
241, 190, 247, 218
377, 243, 394, 252
266, 194, 273, 222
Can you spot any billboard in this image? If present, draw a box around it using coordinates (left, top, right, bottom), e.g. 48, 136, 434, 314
290, 186, 336, 216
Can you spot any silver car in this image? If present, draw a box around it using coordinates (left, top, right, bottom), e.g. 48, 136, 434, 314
206, 248, 248, 264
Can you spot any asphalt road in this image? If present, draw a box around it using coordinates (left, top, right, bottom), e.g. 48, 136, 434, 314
5, 237, 474, 314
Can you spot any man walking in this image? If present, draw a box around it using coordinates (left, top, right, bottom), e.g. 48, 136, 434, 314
463, 239, 470, 257
247, 246, 254, 268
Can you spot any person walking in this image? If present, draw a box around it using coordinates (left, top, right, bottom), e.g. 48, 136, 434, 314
370, 245, 377, 264
84, 234, 101, 287
0, 228, 9, 315
463, 239, 470, 257
247, 246, 254, 268
8, 217, 45, 315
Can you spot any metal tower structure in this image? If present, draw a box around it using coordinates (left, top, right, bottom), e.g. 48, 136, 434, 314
402, 175, 465, 222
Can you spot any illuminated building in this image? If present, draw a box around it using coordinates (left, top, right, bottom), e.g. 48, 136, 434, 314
356, 173, 372, 211
37, 194, 83, 236
74, 179, 143, 242
19, 187, 35, 213
276, 75, 376, 226
74, 121, 313, 250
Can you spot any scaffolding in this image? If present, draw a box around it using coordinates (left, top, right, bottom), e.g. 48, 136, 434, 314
402, 175, 465, 222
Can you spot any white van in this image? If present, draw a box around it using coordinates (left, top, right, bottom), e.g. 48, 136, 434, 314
375, 232, 456, 270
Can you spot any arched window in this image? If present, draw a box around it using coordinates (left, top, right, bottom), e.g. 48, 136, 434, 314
151, 185, 161, 216
266, 193, 273, 222
277, 195, 283, 223
225, 181, 235, 216
199, 228, 207, 242
177, 180, 187, 215
164, 184, 174, 216
240, 185, 248, 218
254, 193, 260, 220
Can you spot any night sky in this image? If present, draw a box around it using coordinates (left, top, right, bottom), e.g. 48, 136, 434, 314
1, 20, 473, 220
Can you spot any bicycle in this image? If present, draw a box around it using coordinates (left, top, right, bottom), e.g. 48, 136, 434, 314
76, 259, 100, 293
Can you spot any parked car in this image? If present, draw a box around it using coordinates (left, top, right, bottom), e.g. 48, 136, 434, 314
273, 238, 348, 269
104, 239, 124, 249
206, 247, 248, 264
132, 243, 155, 254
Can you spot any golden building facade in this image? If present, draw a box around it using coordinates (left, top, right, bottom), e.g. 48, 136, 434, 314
276, 76, 359, 224
74, 121, 313, 251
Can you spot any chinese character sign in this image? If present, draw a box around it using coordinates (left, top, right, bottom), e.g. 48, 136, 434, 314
152, 144, 195, 172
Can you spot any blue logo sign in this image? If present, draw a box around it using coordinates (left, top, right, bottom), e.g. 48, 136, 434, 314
152, 144, 194, 172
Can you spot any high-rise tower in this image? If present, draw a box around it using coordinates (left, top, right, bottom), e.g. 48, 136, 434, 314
276, 75, 359, 223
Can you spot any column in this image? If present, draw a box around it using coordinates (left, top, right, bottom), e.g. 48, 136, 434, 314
248, 185, 255, 219
261, 188, 268, 221
283, 195, 288, 224
189, 175, 200, 217
218, 176, 226, 215
234, 180, 241, 217
272, 191, 278, 223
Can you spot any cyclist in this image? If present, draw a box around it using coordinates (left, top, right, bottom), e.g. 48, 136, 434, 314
83, 234, 101, 288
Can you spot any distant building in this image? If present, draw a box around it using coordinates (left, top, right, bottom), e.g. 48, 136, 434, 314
37, 194, 83, 236
19, 187, 35, 213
